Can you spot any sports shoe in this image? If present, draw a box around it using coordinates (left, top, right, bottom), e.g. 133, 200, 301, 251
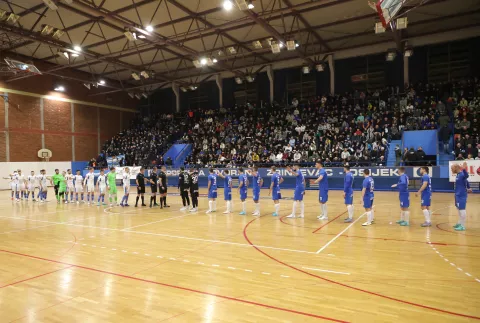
344, 218, 353, 223
298, 214, 304, 218
400, 222, 409, 226
102, 203, 107, 206
396, 220, 404, 224
371, 219, 375, 224
76, 201, 79, 204
317, 215, 328, 220
454, 225, 466, 231
239, 211, 246, 215
272, 212, 278, 217
125, 204, 130, 207
286, 214, 296, 218
180, 207, 187, 211
453, 223, 461, 228
223, 210, 231, 214
190, 208, 197, 212
120, 203, 124, 207
253, 212, 261, 216
97, 202, 101, 206
206, 210, 213, 214
421, 222, 431, 227
362, 221, 372, 226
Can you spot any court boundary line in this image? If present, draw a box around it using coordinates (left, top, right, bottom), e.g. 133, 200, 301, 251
0, 248, 348, 323
0, 265, 73, 289
316, 213, 367, 254
312, 211, 348, 233
242, 217, 480, 320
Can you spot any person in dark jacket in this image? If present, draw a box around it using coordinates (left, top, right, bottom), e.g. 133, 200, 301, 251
439, 125, 451, 153
416, 146, 426, 164
407, 147, 417, 166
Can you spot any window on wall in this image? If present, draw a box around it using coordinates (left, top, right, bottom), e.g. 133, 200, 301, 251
188, 86, 209, 110
428, 40, 471, 83
286, 69, 316, 104
234, 80, 256, 106
350, 55, 386, 92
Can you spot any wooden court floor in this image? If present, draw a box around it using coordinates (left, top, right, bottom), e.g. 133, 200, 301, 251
0, 189, 479, 322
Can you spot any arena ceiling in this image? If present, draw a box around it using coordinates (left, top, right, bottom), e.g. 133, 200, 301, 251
0, 0, 479, 96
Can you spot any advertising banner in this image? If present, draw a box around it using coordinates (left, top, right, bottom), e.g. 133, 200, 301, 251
448, 160, 480, 183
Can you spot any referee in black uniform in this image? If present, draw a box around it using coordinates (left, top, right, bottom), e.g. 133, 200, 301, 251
178, 167, 190, 210
135, 167, 146, 207
148, 166, 159, 208
189, 168, 199, 212
158, 166, 169, 208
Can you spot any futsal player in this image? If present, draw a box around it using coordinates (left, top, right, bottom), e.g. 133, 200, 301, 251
391, 167, 410, 226
343, 165, 355, 223
451, 162, 472, 231
158, 166, 169, 208
17, 170, 26, 200
189, 168, 199, 212
135, 167, 147, 207
286, 164, 305, 218
120, 167, 131, 207
56, 171, 67, 204
269, 166, 283, 217
3, 173, 15, 201
148, 166, 159, 208
39, 170, 48, 202
65, 169, 75, 203
84, 167, 95, 205
27, 171, 37, 201
416, 167, 432, 227
361, 169, 375, 226
217, 170, 233, 214
238, 167, 248, 215
206, 168, 217, 214
107, 167, 118, 206
74, 170, 84, 204
314, 161, 329, 220
251, 166, 263, 216
52, 169, 62, 199
178, 167, 191, 211
96, 169, 107, 206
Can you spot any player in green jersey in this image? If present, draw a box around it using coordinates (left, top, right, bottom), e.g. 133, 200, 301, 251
107, 167, 118, 206
56, 171, 67, 204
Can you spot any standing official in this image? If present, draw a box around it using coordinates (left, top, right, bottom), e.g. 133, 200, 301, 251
189, 168, 199, 212
178, 167, 191, 211
149, 166, 159, 208
135, 167, 146, 207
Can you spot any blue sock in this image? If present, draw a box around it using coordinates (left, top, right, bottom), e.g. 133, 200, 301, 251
87, 195, 90, 202
102, 195, 105, 202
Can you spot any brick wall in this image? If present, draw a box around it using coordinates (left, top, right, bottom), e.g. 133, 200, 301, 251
0, 89, 137, 162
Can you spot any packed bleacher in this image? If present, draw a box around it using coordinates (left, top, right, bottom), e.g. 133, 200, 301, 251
99, 79, 480, 168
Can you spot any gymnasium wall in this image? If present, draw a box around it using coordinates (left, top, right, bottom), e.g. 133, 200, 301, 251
0, 71, 138, 162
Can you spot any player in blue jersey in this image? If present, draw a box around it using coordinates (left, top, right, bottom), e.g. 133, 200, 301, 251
238, 167, 249, 215
217, 170, 233, 214
205, 168, 217, 214
286, 164, 305, 218
391, 167, 410, 226
416, 167, 432, 227
451, 162, 472, 231
269, 166, 284, 217
361, 169, 375, 226
343, 165, 355, 223
251, 166, 263, 216
314, 161, 329, 220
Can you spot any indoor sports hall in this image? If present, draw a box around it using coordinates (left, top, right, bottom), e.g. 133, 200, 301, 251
0, 0, 479, 322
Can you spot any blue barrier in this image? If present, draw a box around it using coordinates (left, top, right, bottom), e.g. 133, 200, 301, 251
403, 130, 437, 155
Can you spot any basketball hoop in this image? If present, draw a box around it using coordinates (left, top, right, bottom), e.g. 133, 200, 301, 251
38, 149, 52, 162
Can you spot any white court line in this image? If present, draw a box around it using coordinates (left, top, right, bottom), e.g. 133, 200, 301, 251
121, 214, 189, 231
0, 215, 98, 235
315, 212, 367, 254
302, 267, 351, 275
0, 214, 315, 254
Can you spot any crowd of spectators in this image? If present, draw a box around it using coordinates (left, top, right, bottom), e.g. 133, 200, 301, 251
99, 78, 479, 168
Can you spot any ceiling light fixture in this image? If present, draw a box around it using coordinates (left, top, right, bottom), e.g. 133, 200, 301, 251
42, 0, 58, 11
73, 45, 81, 51
140, 71, 150, 79
52, 29, 65, 39
138, 34, 146, 39
83, 83, 91, 90
131, 72, 140, 80
71, 53, 79, 57
142, 93, 148, 98
180, 87, 188, 93
41, 24, 55, 35
128, 92, 134, 98
223, 0, 233, 11
145, 25, 154, 32
302, 66, 310, 74
98, 79, 106, 85
386, 49, 397, 61
124, 28, 137, 41
200, 58, 207, 65
252, 40, 262, 49
247, 1, 254, 9
54, 85, 65, 92
316, 64, 325, 72
235, 77, 243, 84
189, 85, 198, 91
286, 40, 296, 51
212, 58, 218, 63
227, 46, 237, 55
193, 60, 202, 68
246, 75, 255, 83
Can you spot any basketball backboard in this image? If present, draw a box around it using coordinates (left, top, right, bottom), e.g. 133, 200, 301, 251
370, 0, 408, 28
4, 58, 42, 75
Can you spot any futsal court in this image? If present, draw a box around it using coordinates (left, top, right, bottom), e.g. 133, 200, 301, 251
0, 189, 479, 322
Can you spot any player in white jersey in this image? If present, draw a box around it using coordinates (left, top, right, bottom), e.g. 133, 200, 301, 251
64, 169, 75, 203
38, 169, 48, 202
26, 171, 38, 201
3, 171, 19, 201
74, 170, 84, 204
17, 170, 27, 200
120, 167, 131, 207
96, 169, 107, 206
84, 167, 95, 205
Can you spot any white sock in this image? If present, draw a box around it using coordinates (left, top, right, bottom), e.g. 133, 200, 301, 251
292, 201, 297, 215
423, 209, 431, 222
404, 211, 410, 223
322, 204, 328, 217
208, 201, 213, 211
300, 201, 305, 215
400, 211, 404, 221
367, 211, 373, 222
255, 203, 260, 213
275, 203, 280, 214
371, 208, 374, 220
226, 201, 231, 211
242, 201, 246, 212
347, 205, 354, 219
213, 201, 217, 210
459, 210, 466, 226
